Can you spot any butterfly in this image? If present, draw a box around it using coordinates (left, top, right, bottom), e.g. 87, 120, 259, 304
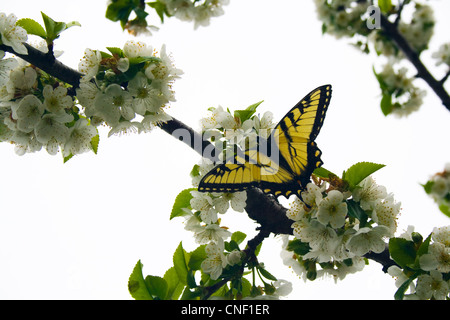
198, 84, 332, 199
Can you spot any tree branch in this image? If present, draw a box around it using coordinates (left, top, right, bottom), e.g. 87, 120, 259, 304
379, 14, 450, 112
1, 43, 83, 89
2, 38, 398, 275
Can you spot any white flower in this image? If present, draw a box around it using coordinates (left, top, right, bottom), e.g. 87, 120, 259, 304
63, 118, 97, 157
43, 85, 73, 114
140, 111, 172, 131
399, 225, 416, 241
0, 51, 18, 87
78, 48, 102, 82
10, 66, 36, 91
76, 81, 100, 117
420, 243, 450, 273
317, 190, 348, 228
398, 4, 434, 53
12, 95, 44, 133
415, 270, 449, 300
228, 191, 246, 212
11, 130, 42, 155
432, 43, 450, 67
286, 197, 309, 221
332, 229, 356, 261
107, 120, 144, 137
190, 191, 218, 224
273, 279, 292, 297
201, 241, 228, 280
0, 13, 28, 55
294, 219, 338, 256
127, 72, 160, 114
372, 194, 401, 235
303, 247, 334, 263
324, 256, 366, 282
117, 57, 129, 72
431, 176, 449, 199
34, 112, 73, 154
201, 106, 236, 133
226, 250, 243, 266
216, 191, 247, 213
432, 226, 450, 247
352, 176, 387, 211
388, 266, 415, 292
162, 0, 196, 22
95, 84, 134, 126
346, 226, 390, 256
123, 40, 153, 58
192, 223, 231, 244
300, 182, 324, 207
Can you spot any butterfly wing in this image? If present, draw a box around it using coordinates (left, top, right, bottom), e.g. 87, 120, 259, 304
198, 147, 294, 193
258, 85, 332, 197
198, 85, 332, 198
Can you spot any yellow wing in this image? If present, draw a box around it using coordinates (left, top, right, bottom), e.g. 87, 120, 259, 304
198, 85, 332, 198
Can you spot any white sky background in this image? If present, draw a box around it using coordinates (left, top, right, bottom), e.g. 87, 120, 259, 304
0, 0, 449, 299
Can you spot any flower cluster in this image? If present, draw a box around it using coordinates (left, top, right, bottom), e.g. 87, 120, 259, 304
398, 3, 434, 54
388, 226, 450, 300
0, 11, 183, 158
315, 1, 437, 116
374, 63, 427, 117
76, 41, 183, 137
182, 104, 275, 280
314, 0, 370, 39
281, 176, 401, 282
0, 49, 98, 156
432, 43, 450, 68
159, 0, 230, 29
423, 163, 450, 218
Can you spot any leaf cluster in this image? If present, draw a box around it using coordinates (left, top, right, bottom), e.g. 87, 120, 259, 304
17, 12, 80, 46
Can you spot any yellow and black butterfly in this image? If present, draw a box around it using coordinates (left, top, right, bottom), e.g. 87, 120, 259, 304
198, 84, 332, 199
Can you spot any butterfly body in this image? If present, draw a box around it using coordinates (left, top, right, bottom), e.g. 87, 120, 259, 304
198, 85, 332, 199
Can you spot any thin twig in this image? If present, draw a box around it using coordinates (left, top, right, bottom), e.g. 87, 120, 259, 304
379, 14, 450, 112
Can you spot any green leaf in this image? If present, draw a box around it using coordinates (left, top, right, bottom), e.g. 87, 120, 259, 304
148, 1, 167, 22
173, 243, 189, 285
378, 0, 392, 13
422, 180, 433, 194
90, 134, 99, 155
186, 270, 197, 289
346, 199, 368, 226
438, 203, 450, 218
106, 47, 124, 58
145, 275, 168, 300
380, 92, 393, 116
163, 267, 184, 300
389, 238, 416, 269
17, 18, 47, 38
394, 271, 421, 300
234, 100, 263, 123
188, 245, 206, 271
105, 0, 137, 25
286, 239, 310, 256
258, 266, 277, 281
63, 153, 73, 163
41, 12, 80, 42
128, 260, 153, 300
231, 231, 246, 245
170, 188, 196, 220
190, 164, 200, 178
342, 162, 385, 190
313, 166, 337, 179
